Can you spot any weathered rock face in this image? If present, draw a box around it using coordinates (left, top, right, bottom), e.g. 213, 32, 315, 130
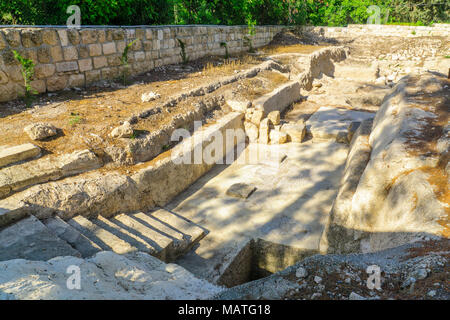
0, 251, 223, 300
24, 123, 58, 140
321, 74, 449, 254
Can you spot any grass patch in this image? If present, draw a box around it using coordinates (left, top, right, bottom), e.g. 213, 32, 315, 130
68, 112, 82, 126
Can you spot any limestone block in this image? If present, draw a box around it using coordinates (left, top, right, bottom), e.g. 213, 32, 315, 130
0, 143, 41, 168
50, 46, 63, 62
46, 75, 68, 91
254, 81, 301, 114
78, 58, 93, 72
267, 111, 281, 125
269, 130, 288, 144
55, 61, 78, 72
63, 46, 78, 61
102, 42, 116, 55
35, 64, 56, 79
88, 43, 102, 57
42, 30, 59, 45
93, 56, 107, 69
281, 122, 306, 143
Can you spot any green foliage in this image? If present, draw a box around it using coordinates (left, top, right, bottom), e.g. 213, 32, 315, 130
12, 50, 37, 106
177, 38, 189, 64
68, 112, 82, 126
243, 36, 255, 53
0, 0, 448, 26
121, 39, 138, 85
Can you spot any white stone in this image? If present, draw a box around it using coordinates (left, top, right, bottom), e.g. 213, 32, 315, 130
295, 267, 308, 278
0, 251, 223, 299
141, 91, 161, 103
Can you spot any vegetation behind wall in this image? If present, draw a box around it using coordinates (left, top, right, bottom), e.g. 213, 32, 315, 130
0, 0, 448, 26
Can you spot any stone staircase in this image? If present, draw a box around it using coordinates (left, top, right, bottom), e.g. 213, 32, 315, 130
0, 208, 205, 263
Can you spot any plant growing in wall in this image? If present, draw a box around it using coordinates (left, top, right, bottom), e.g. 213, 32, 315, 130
220, 42, 229, 60
121, 39, 138, 85
12, 50, 37, 107
244, 16, 256, 53
177, 38, 189, 64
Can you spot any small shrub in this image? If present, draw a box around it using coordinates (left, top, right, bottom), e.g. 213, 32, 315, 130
121, 39, 138, 85
177, 38, 189, 64
243, 36, 255, 53
12, 50, 37, 106
68, 112, 82, 126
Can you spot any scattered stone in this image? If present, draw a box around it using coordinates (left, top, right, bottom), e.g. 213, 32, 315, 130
141, 91, 161, 102
427, 290, 436, 297
0, 143, 41, 168
267, 111, 281, 125
24, 123, 58, 140
226, 183, 256, 199
295, 267, 308, 278
311, 293, 322, 299
281, 122, 306, 142
344, 278, 351, 284
349, 292, 366, 300
411, 268, 428, 280
111, 121, 134, 139
269, 130, 288, 144
314, 276, 323, 284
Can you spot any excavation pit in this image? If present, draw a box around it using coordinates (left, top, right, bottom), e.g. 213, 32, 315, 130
217, 238, 316, 288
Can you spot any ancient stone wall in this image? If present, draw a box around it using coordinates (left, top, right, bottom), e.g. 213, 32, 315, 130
300, 23, 450, 39
0, 25, 283, 102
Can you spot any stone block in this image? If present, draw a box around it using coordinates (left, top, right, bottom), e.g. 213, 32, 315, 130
37, 47, 51, 63
102, 42, 116, 55
46, 75, 68, 91
78, 58, 93, 72
93, 56, 107, 69
56, 61, 78, 72
50, 46, 63, 62
68, 74, 85, 87
35, 64, 56, 79
63, 46, 78, 61
88, 43, 102, 56
0, 143, 41, 168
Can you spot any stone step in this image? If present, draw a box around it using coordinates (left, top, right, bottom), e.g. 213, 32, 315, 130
115, 208, 206, 261
0, 143, 41, 168
0, 215, 81, 262
43, 216, 101, 258
94, 215, 172, 260
67, 215, 137, 255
